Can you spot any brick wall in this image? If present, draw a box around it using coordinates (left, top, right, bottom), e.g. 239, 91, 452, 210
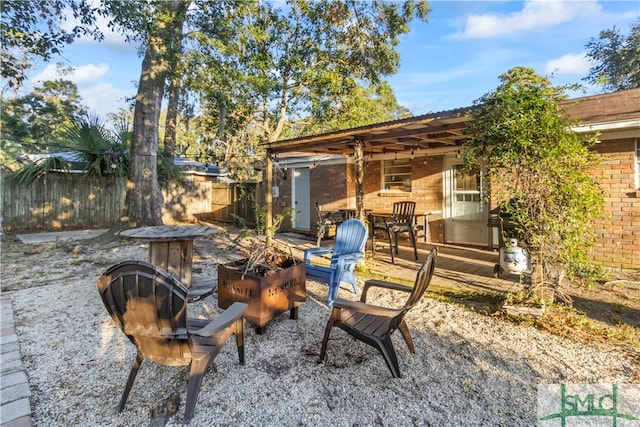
362, 155, 445, 242
275, 163, 351, 232
590, 138, 639, 269
277, 142, 639, 269
311, 163, 350, 211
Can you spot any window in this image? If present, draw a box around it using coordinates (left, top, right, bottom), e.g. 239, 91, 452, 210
383, 159, 412, 192
452, 165, 481, 221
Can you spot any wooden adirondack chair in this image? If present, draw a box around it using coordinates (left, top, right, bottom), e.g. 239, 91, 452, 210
304, 218, 368, 308
97, 260, 248, 423
319, 246, 437, 378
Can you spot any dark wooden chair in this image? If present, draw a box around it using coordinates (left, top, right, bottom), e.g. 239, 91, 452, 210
319, 246, 437, 378
304, 218, 368, 308
372, 201, 418, 264
97, 260, 248, 423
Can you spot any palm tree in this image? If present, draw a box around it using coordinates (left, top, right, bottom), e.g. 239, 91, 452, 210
11, 113, 185, 187
61, 113, 129, 177
10, 114, 127, 185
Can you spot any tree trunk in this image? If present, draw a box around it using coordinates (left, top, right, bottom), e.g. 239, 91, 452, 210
122, 1, 190, 228
163, 75, 180, 159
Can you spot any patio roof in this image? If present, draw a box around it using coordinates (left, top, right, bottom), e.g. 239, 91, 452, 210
261, 106, 473, 156
260, 88, 640, 156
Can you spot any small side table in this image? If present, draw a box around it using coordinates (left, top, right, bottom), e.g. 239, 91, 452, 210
119, 225, 217, 287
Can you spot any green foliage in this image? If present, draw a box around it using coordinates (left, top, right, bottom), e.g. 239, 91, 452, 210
57, 113, 127, 177
1, 78, 86, 150
8, 114, 127, 184
185, 0, 427, 178
1, 0, 101, 90
288, 81, 412, 138
156, 154, 187, 189
9, 156, 71, 185
464, 67, 605, 286
583, 19, 640, 91
251, 205, 295, 239
6, 0, 427, 226
9, 112, 185, 188
230, 200, 295, 259
231, 182, 294, 244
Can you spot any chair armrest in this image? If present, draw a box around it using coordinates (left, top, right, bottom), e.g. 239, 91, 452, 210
332, 298, 398, 317
361, 279, 413, 302
191, 302, 248, 337
336, 252, 364, 264
304, 247, 334, 262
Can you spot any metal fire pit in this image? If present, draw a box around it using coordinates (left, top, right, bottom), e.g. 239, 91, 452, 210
217, 259, 306, 334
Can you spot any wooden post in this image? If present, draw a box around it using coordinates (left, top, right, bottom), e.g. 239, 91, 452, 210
354, 139, 365, 222
265, 153, 273, 245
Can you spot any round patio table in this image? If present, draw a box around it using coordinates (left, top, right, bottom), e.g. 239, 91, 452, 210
119, 225, 217, 288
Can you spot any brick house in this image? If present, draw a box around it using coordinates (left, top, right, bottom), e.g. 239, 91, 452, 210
261, 89, 640, 269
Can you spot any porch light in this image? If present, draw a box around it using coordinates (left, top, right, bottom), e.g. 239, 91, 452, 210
253, 159, 265, 171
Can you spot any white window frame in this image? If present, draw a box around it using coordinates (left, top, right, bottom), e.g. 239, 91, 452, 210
451, 164, 482, 221
382, 159, 412, 192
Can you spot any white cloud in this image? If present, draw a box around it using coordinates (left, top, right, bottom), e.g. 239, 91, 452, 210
31, 64, 64, 83
72, 63, 110, 84
30, 62, 131, 116
459, 0, 602, 39
544, 52, 591, 76
81, 82, 131, 117
32, 63, 110, 85
61, 5, 137, 52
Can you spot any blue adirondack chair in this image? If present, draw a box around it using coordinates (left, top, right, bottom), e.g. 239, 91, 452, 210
304, 218, 368, 308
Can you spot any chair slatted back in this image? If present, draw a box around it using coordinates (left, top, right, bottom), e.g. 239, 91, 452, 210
97, 260, 192, 366
390, 246, 437, 329
391, 201, 416, 228
404, 246, 437, 309
331, 218, 368, 263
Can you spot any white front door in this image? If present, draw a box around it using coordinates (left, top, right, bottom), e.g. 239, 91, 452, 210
292, 168, 311, 230
444, 160, 489, 246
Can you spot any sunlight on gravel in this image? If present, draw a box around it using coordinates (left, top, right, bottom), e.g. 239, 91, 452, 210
2, 233, 639, 426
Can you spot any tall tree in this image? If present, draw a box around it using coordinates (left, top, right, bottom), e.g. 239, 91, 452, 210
106, 0, 191, 227
464, 67, 605, 299
1, 78, 86, 150
290, 81, 412, 138
5, 0, 429, 226
583, 19, 640, 91
188, 0, 429, 177
161, 2, 189, 160
1, 1, 99, 172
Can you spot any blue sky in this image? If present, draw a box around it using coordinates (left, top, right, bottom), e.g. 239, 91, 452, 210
28, 0, 639, 118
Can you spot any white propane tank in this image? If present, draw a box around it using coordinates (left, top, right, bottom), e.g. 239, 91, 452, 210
499, 238, 529, 274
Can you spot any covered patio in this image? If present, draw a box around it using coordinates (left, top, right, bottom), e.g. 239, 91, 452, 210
259, 107, 470, 238
259, 89, 640, 270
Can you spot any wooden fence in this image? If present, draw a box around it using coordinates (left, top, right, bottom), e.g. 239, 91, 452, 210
1, 173, 257, 232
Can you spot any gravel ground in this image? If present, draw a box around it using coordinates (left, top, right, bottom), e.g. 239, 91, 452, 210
4, 233, 639, 426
